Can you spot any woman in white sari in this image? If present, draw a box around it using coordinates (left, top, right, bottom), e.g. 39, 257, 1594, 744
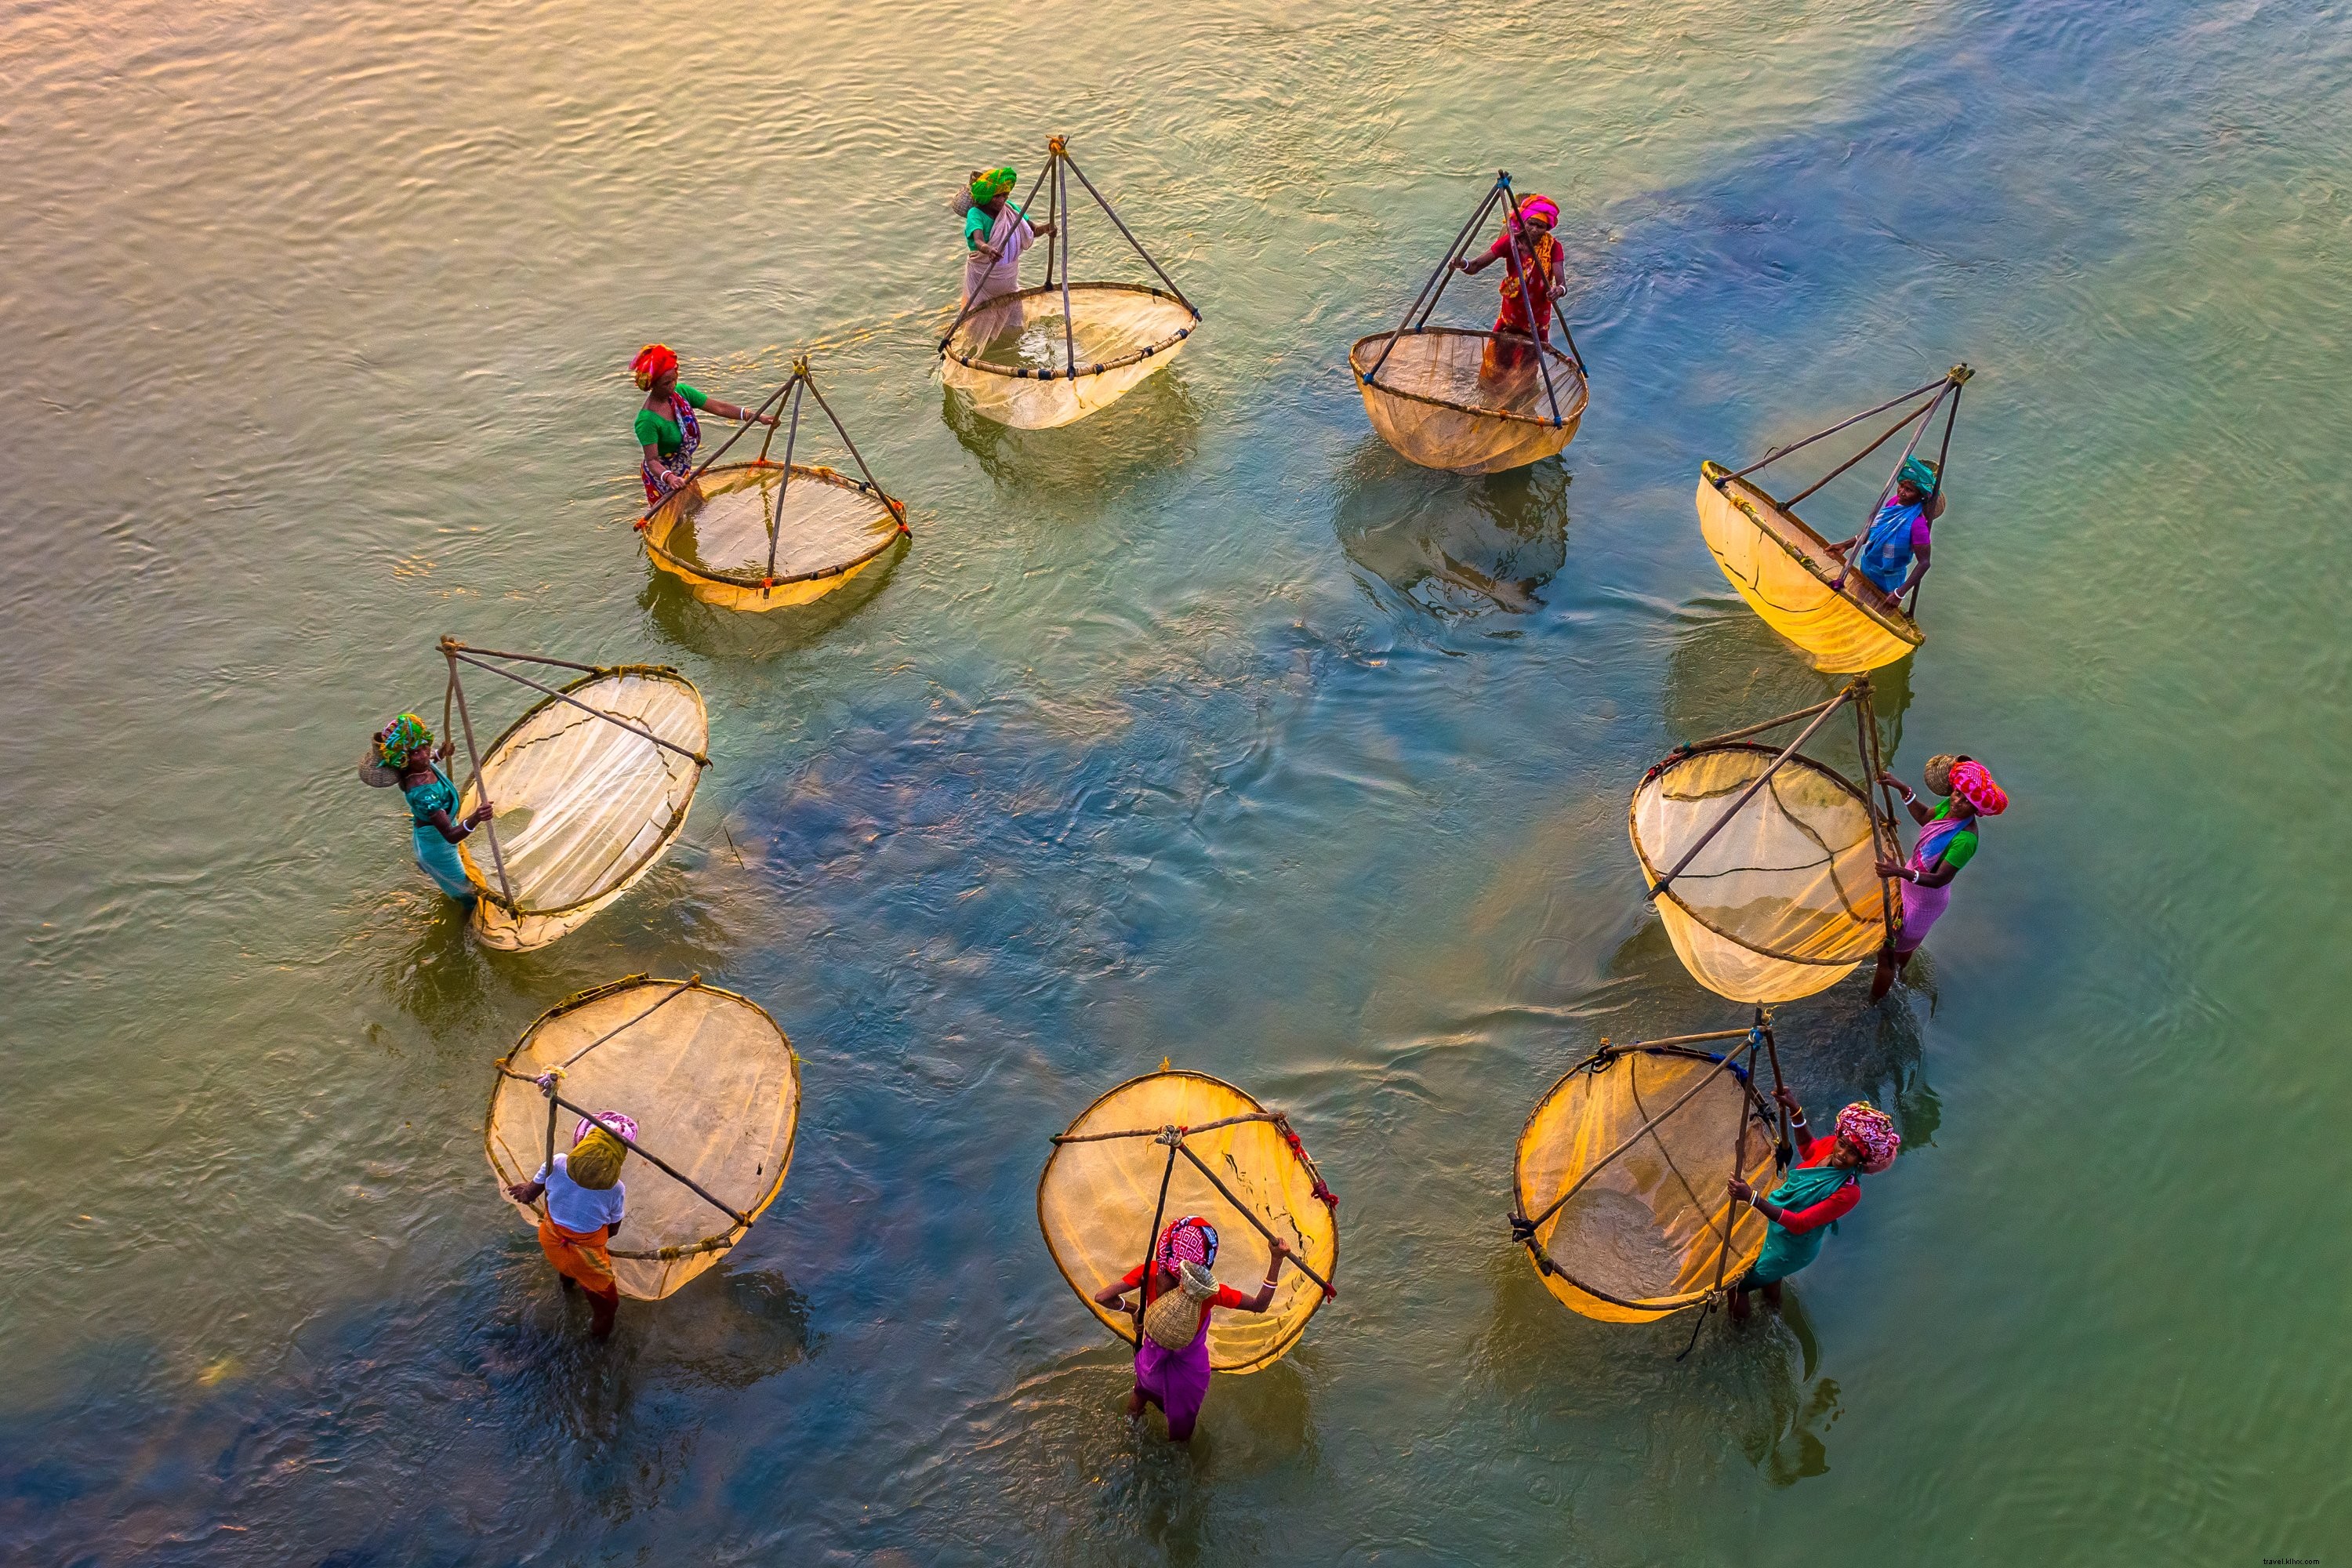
957, 166, 1055, 340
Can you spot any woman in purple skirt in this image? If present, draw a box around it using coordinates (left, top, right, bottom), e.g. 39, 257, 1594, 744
1094, 1216, 1294, 1442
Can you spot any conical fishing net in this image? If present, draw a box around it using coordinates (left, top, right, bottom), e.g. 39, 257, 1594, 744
1514, 1042, 1783, 1322
1351, 328, 1587, 474
1630, 744, 1891, 1003
1697, 464, 1922, 673
643, 460, 904, 613
457, 668, 707, 951
942, 284, 1197, 430
1037, 1070, 1338, 1374
486, 977, 800, 1300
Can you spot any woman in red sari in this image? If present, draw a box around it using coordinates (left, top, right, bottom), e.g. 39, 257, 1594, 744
1453, 194, 1564, 382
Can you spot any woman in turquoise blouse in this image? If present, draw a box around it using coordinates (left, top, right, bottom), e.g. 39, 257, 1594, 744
374, 713, 492, 902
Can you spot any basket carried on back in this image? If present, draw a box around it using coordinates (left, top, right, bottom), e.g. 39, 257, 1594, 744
1512, 1028, 1787, 1321
486, 975, 800, 1300
1352, 171, 1591, 474
1697, 366, 1971, 672
938, 136, 1200, 430
1630, 679, 1902, 1004
1036, 1069, 1338, 1374
639, 357, 909, 613
434, 638, 710, 951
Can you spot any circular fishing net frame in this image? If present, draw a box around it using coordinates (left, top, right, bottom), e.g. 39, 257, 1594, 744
942, 283, 1199, 430
1514, 1043, 1784, 1322
642, 459, 906, 613
1630, 742, 1894, 1004
486, 976, 800, 1301
456, 667, 707, 952
1036, 1069, 1339, 1374
1697, 463, 1923, 673
1351, 328, 1588, 474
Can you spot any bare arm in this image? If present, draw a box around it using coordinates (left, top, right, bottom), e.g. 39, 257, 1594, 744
1232, 1241, 1294, 1315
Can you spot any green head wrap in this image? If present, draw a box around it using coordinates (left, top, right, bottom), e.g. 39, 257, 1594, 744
376, 713, 434, 768
1898, 456, 1941, 495
971, 166, 1017, 202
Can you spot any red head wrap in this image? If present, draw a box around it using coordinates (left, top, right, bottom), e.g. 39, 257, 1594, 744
632, 343, 678, 390
1949, 759, 2007, 816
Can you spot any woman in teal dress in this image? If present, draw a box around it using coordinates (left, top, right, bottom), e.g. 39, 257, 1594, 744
374, 713, 492, 902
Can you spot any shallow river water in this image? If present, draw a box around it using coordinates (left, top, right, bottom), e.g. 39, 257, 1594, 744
6, 0, 2350, 1561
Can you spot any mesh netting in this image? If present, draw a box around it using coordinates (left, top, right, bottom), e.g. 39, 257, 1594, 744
486, 978, 799, 1300
942, 284, 1198, 430
1036, 1070, 1338, 1374
1630, 743, 1891, 1003
1350, 328, 1588, 474
644, 460, 903, 613
457, 669, 707, 951
1515, 1044, 1782, 1321
1697, 465, 1923, 673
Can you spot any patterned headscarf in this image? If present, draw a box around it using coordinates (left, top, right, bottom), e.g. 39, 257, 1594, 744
575, 1111, 640, 1147
1834, 1102, 1901, 1174
632, 343, 678, 390
1899, 455, 1942, 495
971, 166, 1017, 202
376, 713, 434, 768
1512, 194, 1559, 230
1949, 758, 2008, 816
1155, 1215, 1219, 1272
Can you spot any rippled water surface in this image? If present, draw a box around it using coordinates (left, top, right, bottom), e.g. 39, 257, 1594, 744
7, 0, 2350, 1559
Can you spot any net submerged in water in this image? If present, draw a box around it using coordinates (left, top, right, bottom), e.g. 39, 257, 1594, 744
456, 665, 708, 951
642, 459, 905, 612
1350, 328, 1588, 474
1036, 1069, 1338, 1374
1630, 742, 1891, 1004
485, 975, 800, 1300
942, 284, 1198, 430
1697, 463, 1922, 673
1513, 1039, 1782, 1322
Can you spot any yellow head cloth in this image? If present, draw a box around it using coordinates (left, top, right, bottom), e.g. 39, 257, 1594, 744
567, 1127, 629, 1190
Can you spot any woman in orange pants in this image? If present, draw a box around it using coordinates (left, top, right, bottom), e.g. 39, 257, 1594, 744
506, 1111, 637, 1338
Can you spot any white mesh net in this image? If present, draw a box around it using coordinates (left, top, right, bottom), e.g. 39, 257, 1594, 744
1351, 328, 1586, 474
943, 284, 1197, 429
1629, 745, 1891, 1003
486, 978, 799, 1300
458, 669, 707, 951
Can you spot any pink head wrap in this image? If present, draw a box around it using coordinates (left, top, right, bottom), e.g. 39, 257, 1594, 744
1513, 194, 1559, 230
575, 1111, 639, 1147
1834, 1102, 1900, 1174
1949, 759, 2008, 816
1155, 1215, 1219, 1272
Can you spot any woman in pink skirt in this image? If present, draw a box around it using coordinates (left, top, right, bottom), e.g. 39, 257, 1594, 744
1875, 754, 2009, 998
1094, 1216, 1294, 1442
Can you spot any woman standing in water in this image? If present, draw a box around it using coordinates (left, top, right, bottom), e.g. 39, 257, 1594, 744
373, 713, 492, 903
1726, 1089, 1900, 1319
1452, 193, 1565, 381
957, 165, 1056, 326
506, 1111, 639, 1339
1831, 456, 1948, 608
1093, 1216, 1294, 1443
1874, 753, 2008, 999
630, 343, 775, 506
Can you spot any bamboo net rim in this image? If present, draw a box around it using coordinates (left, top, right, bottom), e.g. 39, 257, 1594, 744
1348, 328, 1590, 430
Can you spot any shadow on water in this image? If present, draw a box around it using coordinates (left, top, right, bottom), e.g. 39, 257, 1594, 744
636, 533, 909, 663
1331, 435, 1571, 622
938, 366, 1204, 495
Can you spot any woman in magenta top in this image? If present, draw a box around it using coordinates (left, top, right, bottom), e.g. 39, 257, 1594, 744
1093, 1216, 1294, 1442
1725, 1088, 1901, 1319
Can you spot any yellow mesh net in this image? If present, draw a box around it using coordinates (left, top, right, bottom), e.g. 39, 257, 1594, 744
1350, 328, 1588, 474
1036, 1070, 1338, 1374
1697, 463, 1923, 673
485, 977, 800, 1301
457, 668, 707, 951
1514, 1042, 1783, 1322
642, 460, 904, 613
1630, 745, 1892, 1003
942, 284, 1198, 430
